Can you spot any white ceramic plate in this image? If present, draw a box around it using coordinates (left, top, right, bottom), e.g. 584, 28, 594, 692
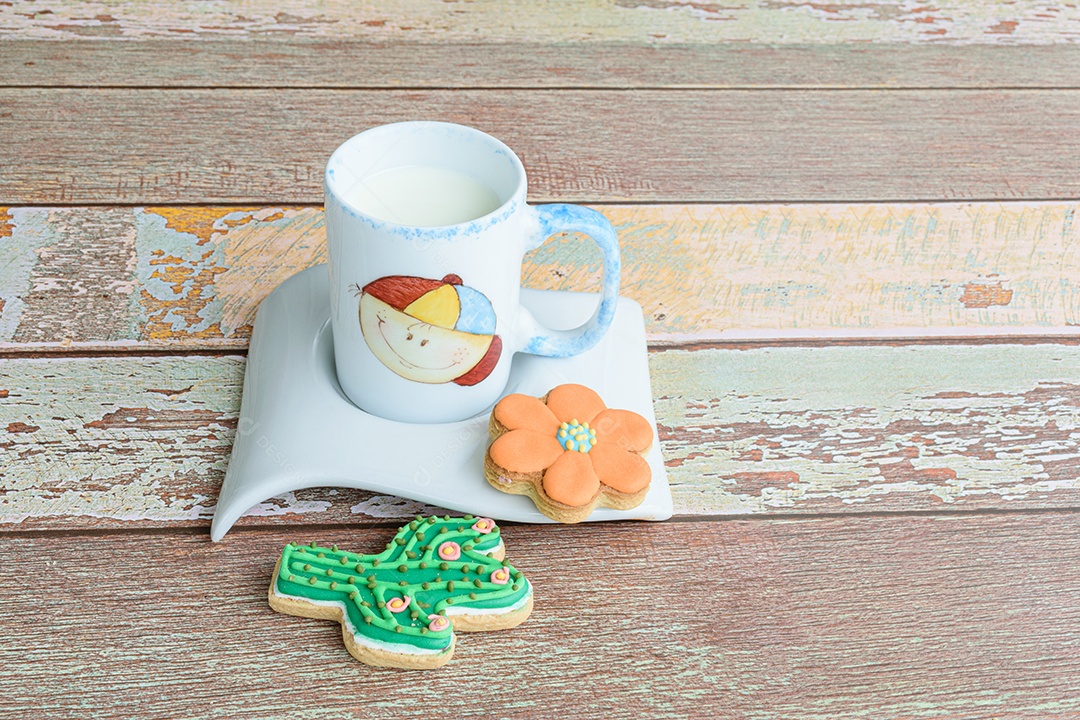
210, 265, 672, 541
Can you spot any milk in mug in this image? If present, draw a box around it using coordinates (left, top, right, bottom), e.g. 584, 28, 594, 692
342, 165, 503, 227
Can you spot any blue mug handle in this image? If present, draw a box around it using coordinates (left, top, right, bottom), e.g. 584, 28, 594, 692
516, 204, 621, 357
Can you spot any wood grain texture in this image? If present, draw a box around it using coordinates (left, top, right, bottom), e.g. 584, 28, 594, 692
9, 40, 1080, 89
4, 203, 1080, 352
9, 3, 1078, 714
7, 1, 1080, 89
655, 344, 1080, 514
3, 0, 1078, 43
5, 346, 1080, 530
2, 516, 1078, 718
4, 89, 1080, 204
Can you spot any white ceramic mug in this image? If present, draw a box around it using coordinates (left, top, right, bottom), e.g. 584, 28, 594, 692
324, 121, 621, 423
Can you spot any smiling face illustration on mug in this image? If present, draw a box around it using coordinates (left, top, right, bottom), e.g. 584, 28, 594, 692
355, 274, 503, 386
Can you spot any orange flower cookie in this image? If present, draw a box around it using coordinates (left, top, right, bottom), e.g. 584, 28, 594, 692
484, 384, 654, 523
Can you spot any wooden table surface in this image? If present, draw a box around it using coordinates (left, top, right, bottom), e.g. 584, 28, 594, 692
3, 2, 1080, 718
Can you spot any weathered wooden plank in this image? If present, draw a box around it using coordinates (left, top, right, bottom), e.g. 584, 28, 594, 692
4, 345, 1080, 530
2, 206, 139, 345
655, 344, 1080, 514
7, 2, 1080, 88
4, 89, 1080, 204
3, 0, 1077, 44
4, 203, 1080, 352
2, 516, 1078, 718
8, 40, 1080, 89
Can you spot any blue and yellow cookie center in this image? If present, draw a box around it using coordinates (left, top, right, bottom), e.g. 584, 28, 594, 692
557, 419, 597, 453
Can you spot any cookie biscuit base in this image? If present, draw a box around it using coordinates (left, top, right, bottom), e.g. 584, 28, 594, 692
484, 410, 651, 524
268, 550, 534, 670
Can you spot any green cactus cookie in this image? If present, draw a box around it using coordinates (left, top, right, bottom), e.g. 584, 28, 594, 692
269, 515, 532, 669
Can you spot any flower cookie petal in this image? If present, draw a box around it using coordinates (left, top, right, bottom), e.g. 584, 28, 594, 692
588, 444, 651, 495
490, 429, 564, 473
545, 384, 607, 424
494, 394, 560, 434
591, 409, 654, 454
542, 451, 602, 507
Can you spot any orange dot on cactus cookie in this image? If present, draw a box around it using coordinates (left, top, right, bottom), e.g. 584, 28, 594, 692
438, 542, 461, 561
471, 518, 495, 533
386, 596, 411, 613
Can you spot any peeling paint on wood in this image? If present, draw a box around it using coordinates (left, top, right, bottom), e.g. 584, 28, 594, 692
959, 279, 1014, 309
348, 494, 443, 519
12, 207, 138, 345
0, 354, 436, 528
2, 1, 1077, 44
2, 518, 1078, 718
0, 207, 60, 343
0, 355, 241, 525
3, 203, 1080, 350
653, 344, 1080, 514
131, 206, 324, 340
5, 5, 1080, 91
4, 346, 1080, 529
538, 203, 1080, 342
